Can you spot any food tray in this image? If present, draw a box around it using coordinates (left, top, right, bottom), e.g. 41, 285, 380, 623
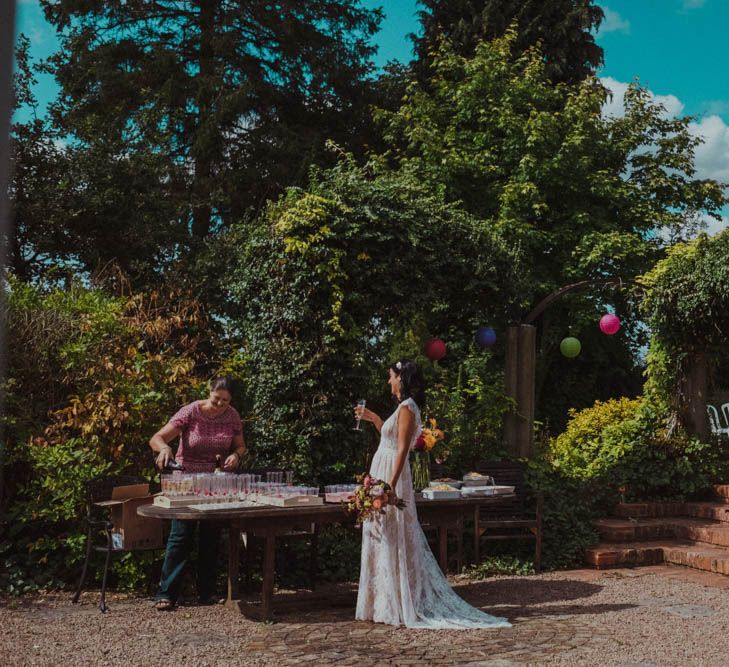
154, 495, 214, 508
429, 479, 463, 489
255, 494, 324, 507
421, 488, 462, 500
190, 500, 259, 511
460, 485, 515, 496
325, 492, 353, 504
462, 476, 494, 487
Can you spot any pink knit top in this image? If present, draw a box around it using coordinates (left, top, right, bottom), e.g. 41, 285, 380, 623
167, 401, 243, 473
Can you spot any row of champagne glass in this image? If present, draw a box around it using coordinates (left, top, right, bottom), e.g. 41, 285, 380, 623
324, 484, 357, 494
161, 472, 317, 498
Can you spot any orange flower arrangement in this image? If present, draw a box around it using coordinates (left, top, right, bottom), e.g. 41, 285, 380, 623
414, 418, 448, 463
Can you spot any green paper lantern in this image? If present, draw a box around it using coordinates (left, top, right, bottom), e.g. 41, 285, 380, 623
560, 336, 581, 358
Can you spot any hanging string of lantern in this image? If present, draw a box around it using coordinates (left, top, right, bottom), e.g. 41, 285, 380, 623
423, 312, 621, 362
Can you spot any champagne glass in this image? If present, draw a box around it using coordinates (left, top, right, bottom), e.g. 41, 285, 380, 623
353, 398, 366, 431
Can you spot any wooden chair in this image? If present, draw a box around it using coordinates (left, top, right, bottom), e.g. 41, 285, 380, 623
241, 468, 318, 591
472, 461, 543, 572
71, 474, 159, 612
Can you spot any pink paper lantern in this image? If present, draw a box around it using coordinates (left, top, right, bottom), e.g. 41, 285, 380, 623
599, 313, 621, 336
424, 338, 447, 361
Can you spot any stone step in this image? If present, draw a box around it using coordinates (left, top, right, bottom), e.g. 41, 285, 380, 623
713, 484, 729, 501
595, 517, 676, 542
614, 501, 729, 523
594, 517, 729, 548
586, 540, 729, 575
585, 541, 666, 568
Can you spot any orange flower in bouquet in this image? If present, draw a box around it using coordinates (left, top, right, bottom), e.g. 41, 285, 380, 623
414, 418, 448, 464
345, 474, 406, 527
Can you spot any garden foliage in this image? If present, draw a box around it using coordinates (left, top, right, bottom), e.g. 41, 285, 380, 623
6, 14, 729, 590
1, 279, 215, 591
640, 229, 729, 416
377, 31, 725, 429
228, 156, 520, 482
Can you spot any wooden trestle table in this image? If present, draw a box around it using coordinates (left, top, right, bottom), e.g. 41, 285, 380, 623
138, 493, 514, 621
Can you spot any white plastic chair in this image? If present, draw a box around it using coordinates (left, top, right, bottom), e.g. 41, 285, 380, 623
721, 403, 729, 431
707, 404, 729, 435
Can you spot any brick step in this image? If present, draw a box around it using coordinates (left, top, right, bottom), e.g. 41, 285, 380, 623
586, 540, 729, 575
585, 541, 667, 568
594, 517, 729, 548
614, 501, 729, 522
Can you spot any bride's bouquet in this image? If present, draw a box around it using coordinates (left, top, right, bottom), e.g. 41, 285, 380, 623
346, 474, 405, 527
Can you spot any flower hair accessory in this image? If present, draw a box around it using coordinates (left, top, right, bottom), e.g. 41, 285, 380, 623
395, 361, 402, 370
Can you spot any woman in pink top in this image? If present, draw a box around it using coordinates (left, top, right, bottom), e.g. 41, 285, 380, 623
149, 376, 246, 610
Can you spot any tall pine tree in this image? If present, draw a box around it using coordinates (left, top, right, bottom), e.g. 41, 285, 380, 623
414, 0, 604, 84
39, 0, 381, 283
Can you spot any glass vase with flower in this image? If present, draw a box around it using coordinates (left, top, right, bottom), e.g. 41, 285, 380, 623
411, 418, 446, 491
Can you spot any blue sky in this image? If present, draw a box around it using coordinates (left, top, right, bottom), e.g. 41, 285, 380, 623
13, 0, 729, 228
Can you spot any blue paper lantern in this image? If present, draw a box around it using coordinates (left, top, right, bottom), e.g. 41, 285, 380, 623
475, 326, 497, 348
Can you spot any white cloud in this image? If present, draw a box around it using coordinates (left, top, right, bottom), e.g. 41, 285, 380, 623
703, 100, 729, 116
28, 26, 46, 45
600, 7, 631, 34
600, 76, 684, 119
698, 212, 729, 236
600, 77, 729, 238
690, 115, 729, 183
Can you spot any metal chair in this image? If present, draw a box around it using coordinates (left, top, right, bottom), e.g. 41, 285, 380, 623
472, 461, 543, 572
71, 474, 154, 612
706, 403, 729, 435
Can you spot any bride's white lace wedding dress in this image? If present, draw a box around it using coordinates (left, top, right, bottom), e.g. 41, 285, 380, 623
355, 397, 511, 629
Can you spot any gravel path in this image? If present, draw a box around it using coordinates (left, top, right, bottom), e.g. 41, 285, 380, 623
2, 565, 728, 666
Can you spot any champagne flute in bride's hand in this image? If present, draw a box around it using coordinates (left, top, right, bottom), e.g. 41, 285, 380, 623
353, 399, 366, 431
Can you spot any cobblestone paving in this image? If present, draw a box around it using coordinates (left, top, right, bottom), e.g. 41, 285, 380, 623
4, 566, 729, 666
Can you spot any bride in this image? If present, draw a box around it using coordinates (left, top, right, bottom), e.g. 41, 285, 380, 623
354, 358, 510, 629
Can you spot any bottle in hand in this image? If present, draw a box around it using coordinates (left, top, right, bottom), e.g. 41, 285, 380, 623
214, 454, 224, 474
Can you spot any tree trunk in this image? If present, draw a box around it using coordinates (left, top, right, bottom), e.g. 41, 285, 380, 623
0, 0, 17, 514
504, 324, 536, 458
191, 0, 216, 239
681, 351, 710, 439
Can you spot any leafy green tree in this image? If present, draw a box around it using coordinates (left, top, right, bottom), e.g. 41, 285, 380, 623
414, 0, 605, 84
9, 37, 75, 282
227, 155, 521, 480
36, 0, 381, 283
640, 230, 729, 431
381, 32, 726, 426
10, 36, 185, 285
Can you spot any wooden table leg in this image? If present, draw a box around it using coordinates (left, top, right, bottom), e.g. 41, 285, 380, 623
261, 530, 276, 621
438, 524, 448, 574
473, 506, 480, 564
226, 519, 240, 608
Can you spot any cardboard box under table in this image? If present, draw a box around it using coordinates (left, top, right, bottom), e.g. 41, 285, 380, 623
96, 483, 163, 550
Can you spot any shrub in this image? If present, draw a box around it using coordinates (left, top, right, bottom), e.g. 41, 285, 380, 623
531, 394, 729, 570
1, 281, 219, 592
549, 397, 644, 480
549, 395, 729, 500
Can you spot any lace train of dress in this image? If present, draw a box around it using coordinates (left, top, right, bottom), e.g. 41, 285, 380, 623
355, 398, 511, 629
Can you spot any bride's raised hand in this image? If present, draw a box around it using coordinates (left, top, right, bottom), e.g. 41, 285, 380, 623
354, 405, 377, 423
353, 403, 384, 433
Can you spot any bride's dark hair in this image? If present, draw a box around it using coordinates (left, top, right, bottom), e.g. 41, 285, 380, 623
390, 358, 426, 408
